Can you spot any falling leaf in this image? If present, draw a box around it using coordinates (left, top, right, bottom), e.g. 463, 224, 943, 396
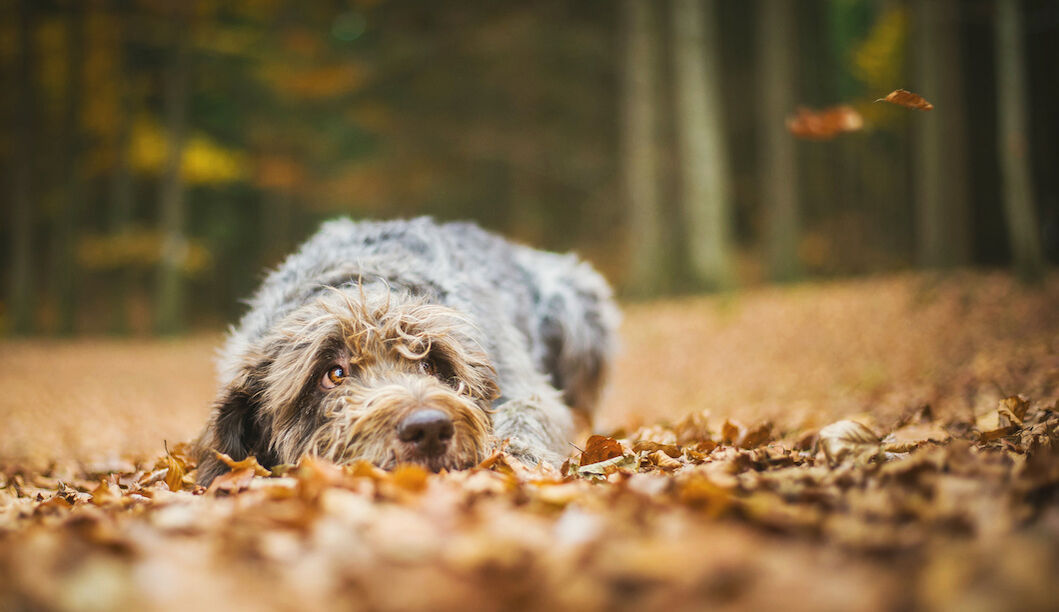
875, 88, 934, 110
580, 435, 624, 466
786, 105, 865, 140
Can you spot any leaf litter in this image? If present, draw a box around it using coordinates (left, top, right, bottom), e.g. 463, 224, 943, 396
0, 395, 1056, 611
1, 274, 1057, 610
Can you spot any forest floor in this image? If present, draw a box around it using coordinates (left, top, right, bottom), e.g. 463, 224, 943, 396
1, 271, 1057, 611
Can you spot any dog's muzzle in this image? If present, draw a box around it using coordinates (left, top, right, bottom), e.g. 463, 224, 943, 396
397, 408, 455, 458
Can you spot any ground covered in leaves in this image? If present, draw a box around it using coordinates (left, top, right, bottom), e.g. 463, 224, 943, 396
1, 272, 1057, 611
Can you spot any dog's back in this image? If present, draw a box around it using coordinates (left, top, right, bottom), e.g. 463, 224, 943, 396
218, 217, 618, 417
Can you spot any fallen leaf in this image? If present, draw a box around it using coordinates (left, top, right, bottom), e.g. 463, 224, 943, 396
998, 396, 1029, 428
578, 453, 637, 478
214, 451, 272, 477
739, 422, 773, 449
649, 450, 682, 471
979, 425, 1020, 442
207, 468, 256, 495
818, 420, 881, 465
391, 464, 429, 492
160, 454, 187, 492
721, 420, 744, 445
580, 435, 624, 466
632, 440, 682, 458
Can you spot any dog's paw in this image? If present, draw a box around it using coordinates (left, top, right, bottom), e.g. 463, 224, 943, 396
503, 438, 563, 469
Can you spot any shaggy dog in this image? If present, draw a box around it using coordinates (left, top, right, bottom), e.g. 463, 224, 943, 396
195, 217, 618, 485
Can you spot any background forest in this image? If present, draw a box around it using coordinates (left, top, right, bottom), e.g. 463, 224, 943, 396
1, 0, 1057, 336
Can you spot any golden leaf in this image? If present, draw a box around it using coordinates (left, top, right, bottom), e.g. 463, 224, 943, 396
818, 420, 881, 465
876, 88, 934, 110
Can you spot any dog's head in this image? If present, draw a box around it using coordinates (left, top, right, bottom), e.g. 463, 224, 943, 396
196, 288, 499, 485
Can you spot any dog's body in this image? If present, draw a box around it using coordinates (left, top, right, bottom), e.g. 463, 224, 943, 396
195, 217, 618, 485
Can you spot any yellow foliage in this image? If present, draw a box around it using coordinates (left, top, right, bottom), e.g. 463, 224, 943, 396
183, 134, 247, 184
130, 117, 247, 184
77, 229, 212, 275
852, 8, 908, 127
130, 116, 167, 172
853, 7, 907, 90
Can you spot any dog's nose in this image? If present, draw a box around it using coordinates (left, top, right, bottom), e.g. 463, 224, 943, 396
397, 409, 454, 456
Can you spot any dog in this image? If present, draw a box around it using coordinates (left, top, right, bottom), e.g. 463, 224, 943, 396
194, 217, 618, 485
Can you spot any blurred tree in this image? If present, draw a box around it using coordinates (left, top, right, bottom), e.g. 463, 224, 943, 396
54, 0, 87, 335
107, 0, 137, 333
671, 0, 734, 290
6, 0, 38, 335
622, 0, 665, 294
155, 5, 192, 335
995, 0, 1044, 282
913, 0, 970, 269
757, 0, 801, 282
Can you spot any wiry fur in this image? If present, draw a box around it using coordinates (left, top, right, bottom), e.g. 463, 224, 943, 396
195, 217, 618, 485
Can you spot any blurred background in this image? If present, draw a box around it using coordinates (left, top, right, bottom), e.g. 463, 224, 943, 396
1, 0, 1057, 336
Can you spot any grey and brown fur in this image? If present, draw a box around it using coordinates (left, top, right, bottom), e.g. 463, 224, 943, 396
194, 217, 618, 485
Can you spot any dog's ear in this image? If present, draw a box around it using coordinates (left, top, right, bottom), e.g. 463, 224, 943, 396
438, 342, 500, 403
194, 363, 271, 486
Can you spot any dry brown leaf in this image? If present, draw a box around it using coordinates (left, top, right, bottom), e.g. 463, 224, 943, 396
214, 451, 272, 477
876, 88, 934, 110
678, 475, 732, 517
391, 464, 429, 492
649, 450, 682, 471
818, 420, 881, 465
886, 421, 951, 447
979, 425, 1020, 442
580, 435, 624, 466
632, 440, 681, 458
89, 478, 120, 506
207, 468, 256, 494
721, 420, 743, 445
998, 396, 1029, 428
740, 422, 773, 449
786, 105, 864, 140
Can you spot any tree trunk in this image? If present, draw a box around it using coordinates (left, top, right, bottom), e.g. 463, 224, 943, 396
914, 0, 971, 269
622, 0, 665, 295
7, 0, 37, 335
757, 0, 801, 282
670, 0, 735, 290
109, 0, 136, 334
995, 0, 1044, 281
155, 10, 191, 335
54, 1, 87, 335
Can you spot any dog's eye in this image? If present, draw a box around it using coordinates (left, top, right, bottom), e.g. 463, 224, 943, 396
418, 360, 435, 375
322, 365, 347, 389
